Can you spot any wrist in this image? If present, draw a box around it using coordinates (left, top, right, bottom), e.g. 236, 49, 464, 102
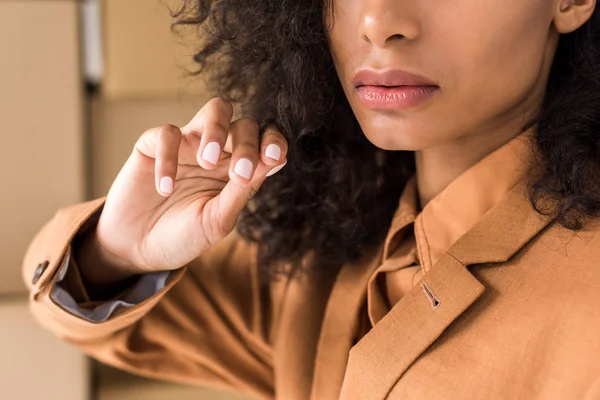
74, 228, 140, 288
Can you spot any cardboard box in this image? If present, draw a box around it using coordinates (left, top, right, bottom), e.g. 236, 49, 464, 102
97, 365, 251, 400
0, 299, 90, 400
0, 1, 85, 295
102, 0, 208, 99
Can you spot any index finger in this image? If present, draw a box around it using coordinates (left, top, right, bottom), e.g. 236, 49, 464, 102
180, 97, 234, 136
180, 97, 234, 169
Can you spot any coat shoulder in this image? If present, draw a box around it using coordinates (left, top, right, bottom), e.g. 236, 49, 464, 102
531, 216, 600, 270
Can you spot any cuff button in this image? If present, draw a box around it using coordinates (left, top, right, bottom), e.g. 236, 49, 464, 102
32, 260, 50, 285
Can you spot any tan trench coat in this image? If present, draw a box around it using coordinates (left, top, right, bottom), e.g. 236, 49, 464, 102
21, 175, 600, 399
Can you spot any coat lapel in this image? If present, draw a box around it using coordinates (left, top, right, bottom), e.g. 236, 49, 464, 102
446, 179, 555, 266
339, 253, 484, 399
332, 179, 556, 399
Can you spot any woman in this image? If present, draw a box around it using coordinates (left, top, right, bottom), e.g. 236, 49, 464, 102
22, 0, 600, 399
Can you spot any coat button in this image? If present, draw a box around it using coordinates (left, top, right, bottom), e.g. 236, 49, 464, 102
32, 260, 50, 285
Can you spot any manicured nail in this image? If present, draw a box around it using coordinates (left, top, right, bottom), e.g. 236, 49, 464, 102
266, 161, 287, 177
202, 142, 220, 165
265, 144, 281, 161
160, 176, 173, 194
234, 158, 253, 179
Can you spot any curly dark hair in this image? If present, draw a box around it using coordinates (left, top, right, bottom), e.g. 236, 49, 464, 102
170, 1, 600, 282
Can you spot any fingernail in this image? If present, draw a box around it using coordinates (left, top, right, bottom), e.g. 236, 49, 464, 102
234, 158, 253, 179
160, 176, 173, 194
265, 144, 281, 161
202, 142, 220, 164
266, 161, 287, 177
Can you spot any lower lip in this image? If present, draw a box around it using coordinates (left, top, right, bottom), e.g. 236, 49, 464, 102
355, 85, 439, 110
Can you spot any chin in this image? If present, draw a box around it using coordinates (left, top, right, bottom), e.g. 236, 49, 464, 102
361, 125, 430, 152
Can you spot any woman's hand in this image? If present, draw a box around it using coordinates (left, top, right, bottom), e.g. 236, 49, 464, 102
89, 97, 288, 275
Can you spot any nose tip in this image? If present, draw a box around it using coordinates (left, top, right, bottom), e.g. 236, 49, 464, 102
360, 8, 417, 47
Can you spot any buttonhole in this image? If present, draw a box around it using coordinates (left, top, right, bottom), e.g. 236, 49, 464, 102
421, 281, 441, 310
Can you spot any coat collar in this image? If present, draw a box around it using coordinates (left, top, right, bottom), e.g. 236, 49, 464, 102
383, 127, 535, 269
311, 175, 556, 400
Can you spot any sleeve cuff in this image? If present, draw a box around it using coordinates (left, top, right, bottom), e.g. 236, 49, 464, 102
49, 248, 170, 323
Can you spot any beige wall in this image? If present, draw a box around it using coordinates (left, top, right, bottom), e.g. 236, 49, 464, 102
0, 1, 85, 296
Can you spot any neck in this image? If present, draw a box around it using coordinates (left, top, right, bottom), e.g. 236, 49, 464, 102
414, 119, 535, 210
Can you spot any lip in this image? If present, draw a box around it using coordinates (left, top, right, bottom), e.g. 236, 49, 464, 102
352, 68, 439, 110
355, 85, 439, 110
352, 68, 438, 88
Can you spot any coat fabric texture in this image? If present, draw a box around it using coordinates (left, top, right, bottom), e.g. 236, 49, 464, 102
22, 128, 600, 399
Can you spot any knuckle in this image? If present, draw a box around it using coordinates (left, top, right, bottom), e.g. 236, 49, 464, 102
137, 127, 160, 150
261, 120, 285, 135
248, 186, 259, 199
140, 126, 157, 140
235, 141, 259, 153
205, 120, 230, 136
158, 124, 181, 139
263, 129, 288, 146
237, 117, 260, 132
209, 97, 233, 114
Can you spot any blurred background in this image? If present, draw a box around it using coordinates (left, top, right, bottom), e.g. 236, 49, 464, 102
0, 0, 250, 399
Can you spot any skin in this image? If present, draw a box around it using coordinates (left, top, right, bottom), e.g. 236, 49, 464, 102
72, 0, 596, 289
325, 0, 596, 209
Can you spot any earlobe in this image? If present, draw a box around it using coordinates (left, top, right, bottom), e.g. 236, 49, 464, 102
553, 0, 596, 34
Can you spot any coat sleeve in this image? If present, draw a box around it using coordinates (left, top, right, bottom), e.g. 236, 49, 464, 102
21, 197, 278, 400
49, 247, 171, 323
